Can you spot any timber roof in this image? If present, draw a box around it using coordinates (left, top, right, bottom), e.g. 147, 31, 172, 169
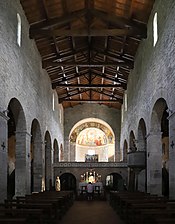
20, 0, 155, 109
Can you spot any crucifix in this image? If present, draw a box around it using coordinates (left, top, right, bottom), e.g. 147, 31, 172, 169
171, 141, 175, 149
1, 142, 5, 150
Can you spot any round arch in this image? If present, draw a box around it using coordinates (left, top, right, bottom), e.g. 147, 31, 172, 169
148, 98, 169, 196
69, 118, 115, 143
69, 118, 115, 162
59, 172, 76, 192
7, 98, 27, 197
105, 172, 125, 191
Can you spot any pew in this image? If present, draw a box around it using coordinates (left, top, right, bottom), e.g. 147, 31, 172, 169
0, 218, 26, 223
1, 190, 74, 223
109, 191, 175, 224
0, 208, 44, 223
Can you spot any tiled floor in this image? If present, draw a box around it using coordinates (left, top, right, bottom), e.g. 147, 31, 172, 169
59, 200, 125, 224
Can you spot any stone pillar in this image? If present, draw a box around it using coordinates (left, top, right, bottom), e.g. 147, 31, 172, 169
168, 112, 175, 199
33, 140, 43, 192
64, 138, 69, 161
15, 131, 31, 196
147, 131, 162, 195
45, 144, 52, 190
41, 142, 45, 191
70, 143, 76, 162
0, 111, 9, 202
51, 147, 54, 187
115, 138, 121, 162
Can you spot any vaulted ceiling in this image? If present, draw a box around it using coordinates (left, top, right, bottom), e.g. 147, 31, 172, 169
20, 0, 155, 109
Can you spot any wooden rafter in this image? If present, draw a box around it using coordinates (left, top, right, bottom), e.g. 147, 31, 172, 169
60, 99, 121, 103
44, 61, 130, 68
29, 9, 87, 37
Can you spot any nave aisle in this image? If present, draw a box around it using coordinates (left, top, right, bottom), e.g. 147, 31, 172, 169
59, 201, 125, 224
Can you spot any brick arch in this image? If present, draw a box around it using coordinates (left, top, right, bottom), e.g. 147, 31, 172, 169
7, 97, 27, 197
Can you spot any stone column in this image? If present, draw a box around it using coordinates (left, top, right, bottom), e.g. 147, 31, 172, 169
70, 142, 76, 162
45, 144, 52, 190
0, 111, 9, 202
64, 138, 70, 161
15, 131, 31, 196
115, 138, 120, 162
51, 147, 54, 187
168, 112, 175, 199
33, 140, 43, 192
147, 131, 162, 195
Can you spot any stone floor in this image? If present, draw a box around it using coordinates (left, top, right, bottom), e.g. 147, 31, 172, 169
59, 200, 125, 224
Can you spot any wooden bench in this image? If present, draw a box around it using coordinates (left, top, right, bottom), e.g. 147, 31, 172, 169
0, 218, 26, 223
0, 208, 44, 223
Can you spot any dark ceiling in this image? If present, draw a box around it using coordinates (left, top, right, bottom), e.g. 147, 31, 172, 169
20, 0, 155, 109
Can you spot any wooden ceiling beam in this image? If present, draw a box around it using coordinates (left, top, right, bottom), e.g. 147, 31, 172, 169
51, 70, 88, 85
30, 27, 144, 39
53, 83, 122, 89
60, 99, 121, 104
90, 8, 147, 38
92, 49, 134, 69
58, 89, 89, 102
29, 9, 87, 37
58, 88, 122, 103
92, 89, 123, 103
92, 70, 127, 89
43, 61, 129, 68
51, 68, 127, 89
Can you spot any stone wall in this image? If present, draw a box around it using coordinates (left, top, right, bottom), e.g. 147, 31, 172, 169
64, 104, 121, 162
120, 0, 175, 197
0, 0, 64, 201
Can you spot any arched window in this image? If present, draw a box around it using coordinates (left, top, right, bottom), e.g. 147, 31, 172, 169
52, 93, 55, 111
124, 91, 127, 112
17, 13, 22, 47
121, 104, 124, 123
153, 12, 158, 47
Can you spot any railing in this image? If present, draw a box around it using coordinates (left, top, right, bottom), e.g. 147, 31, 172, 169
53, 162, 128, 168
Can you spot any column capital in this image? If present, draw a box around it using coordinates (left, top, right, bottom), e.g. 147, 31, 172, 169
15, 131, 31, 137
146, 131, 162, 139
167, 111, 175, 120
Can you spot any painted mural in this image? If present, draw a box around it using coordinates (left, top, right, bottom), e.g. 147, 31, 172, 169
70, 122, 114, 144
77, 128, 107, 146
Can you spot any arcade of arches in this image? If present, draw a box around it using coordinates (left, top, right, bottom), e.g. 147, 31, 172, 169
1, 0, 175, 204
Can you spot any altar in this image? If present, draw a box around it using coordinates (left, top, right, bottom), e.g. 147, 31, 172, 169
79, 169, 103, 195
79, 181, 103, 195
